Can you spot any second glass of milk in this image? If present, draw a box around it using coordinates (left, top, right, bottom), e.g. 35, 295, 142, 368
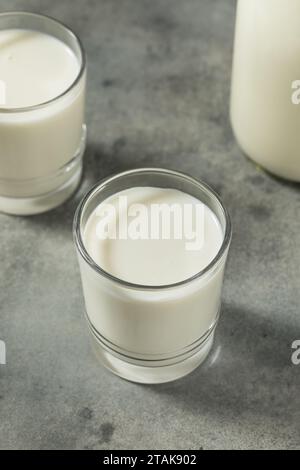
0, 12, 86, 215
74, 168, 232, 384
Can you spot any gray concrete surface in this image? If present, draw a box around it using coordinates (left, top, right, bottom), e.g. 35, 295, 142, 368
0, 0, 299, 450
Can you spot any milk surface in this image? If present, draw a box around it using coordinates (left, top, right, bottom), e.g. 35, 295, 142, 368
0, 29, 79, 107
231, 0, 300, 181
84, 187, 223, 285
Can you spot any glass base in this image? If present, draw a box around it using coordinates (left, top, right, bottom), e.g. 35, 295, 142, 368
0, 165, 83, 216
89, 328, 214, 384
0, 125, 86, 216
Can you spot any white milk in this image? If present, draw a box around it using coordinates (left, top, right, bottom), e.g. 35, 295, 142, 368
84, 187, 223, 285
79, 187, 225, 357
0, 28, 86, 210
0, 29, 79, 108
231, 0, 300, 181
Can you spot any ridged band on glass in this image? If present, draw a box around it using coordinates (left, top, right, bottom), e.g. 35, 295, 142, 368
86, 309, 220, 368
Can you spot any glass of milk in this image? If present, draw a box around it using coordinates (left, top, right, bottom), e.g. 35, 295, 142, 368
231, 0, 300, 181
0, 12, 86, 215
74, 168, 232, 384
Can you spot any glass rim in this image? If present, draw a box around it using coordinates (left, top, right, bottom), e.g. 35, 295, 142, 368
0, 11, 86, 113
73, 168, 232, 291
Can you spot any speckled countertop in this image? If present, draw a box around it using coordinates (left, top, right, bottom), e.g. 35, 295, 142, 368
0, 0, 299, 450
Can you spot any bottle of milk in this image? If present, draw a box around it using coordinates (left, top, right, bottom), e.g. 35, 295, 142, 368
231, 0, 300, 181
